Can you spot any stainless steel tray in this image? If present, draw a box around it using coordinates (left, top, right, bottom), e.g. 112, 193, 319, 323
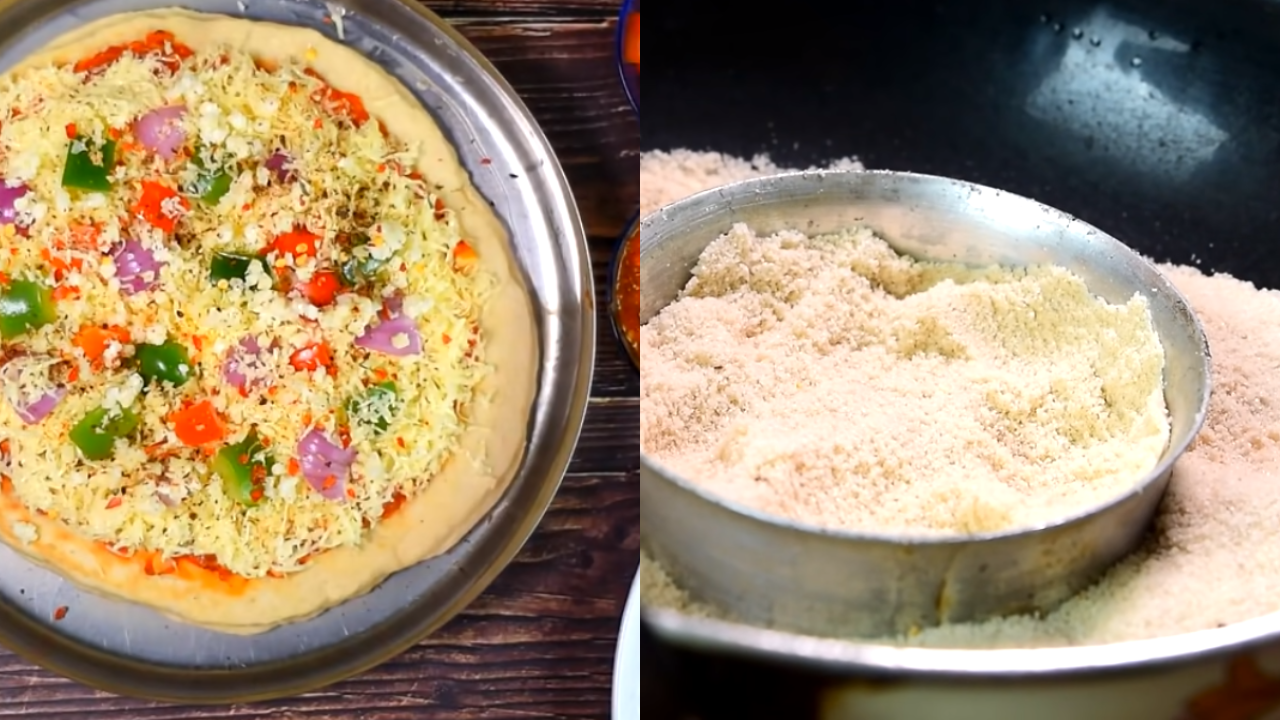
0, 0, 594, 702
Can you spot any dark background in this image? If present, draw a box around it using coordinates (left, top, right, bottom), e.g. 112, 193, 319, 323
643, 0, 1280, 284
643, 0, 1280, 717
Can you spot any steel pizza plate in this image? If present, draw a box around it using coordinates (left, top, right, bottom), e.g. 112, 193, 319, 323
0, 0, 593, 702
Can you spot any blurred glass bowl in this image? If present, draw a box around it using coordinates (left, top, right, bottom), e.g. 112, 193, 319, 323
609, 212, 640, 370
616, 0, 639, 113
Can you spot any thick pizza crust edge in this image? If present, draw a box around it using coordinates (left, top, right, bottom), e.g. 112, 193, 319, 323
0, 8, 539, 633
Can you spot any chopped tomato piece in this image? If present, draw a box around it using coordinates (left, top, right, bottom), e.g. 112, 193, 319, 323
289, 341, 334, 375
73, 45, 125, 75
41, 247, 85, 281
303, 69, 370, 125
73, 30, 194, 76
144, 554, 177, 576
465, 322, 480, 358
72, 324, 130, 367
169, 399, 228, 447
105, 496, 122, 509
452, 239, 477, 273
268, 228, 322, 261
131, 180, 188, 233
297, 269, 341, 306
381, 490, 407, 519
62, 223, 101, 250
176, 554, 248, 589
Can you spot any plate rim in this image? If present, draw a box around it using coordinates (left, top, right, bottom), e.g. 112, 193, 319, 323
613, 572, 641, 720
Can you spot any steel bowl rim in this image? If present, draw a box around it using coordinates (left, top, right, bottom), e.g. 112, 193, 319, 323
0, 0, 595, 703
639, 168, 1213, 549
615, 0, 638, 114
640, 600, 1280, 677
639, 167, 1226, 675
608, 210, 640, 370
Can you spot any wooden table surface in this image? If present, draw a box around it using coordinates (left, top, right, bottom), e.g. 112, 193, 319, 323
0, 1, 640, 717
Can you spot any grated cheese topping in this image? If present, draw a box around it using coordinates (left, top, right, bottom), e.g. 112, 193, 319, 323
0, 33, 493, 578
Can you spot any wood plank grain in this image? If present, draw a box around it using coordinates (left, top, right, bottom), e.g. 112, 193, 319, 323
0, 9, 638, 718
570, 398, 638, 474
459, 22, 639, 240
425, 0, 622, 19
0, 469, 637, 718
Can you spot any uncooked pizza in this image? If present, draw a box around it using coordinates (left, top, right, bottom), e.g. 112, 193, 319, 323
0, 10, 536, 633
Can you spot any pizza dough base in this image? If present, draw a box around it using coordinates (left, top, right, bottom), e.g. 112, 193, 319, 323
0, 9, 538, 634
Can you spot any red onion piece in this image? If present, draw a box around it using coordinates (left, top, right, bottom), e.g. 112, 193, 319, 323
155, 485, 182, 508
265, 150, 294, 182
133, 105, 187, 161
355, 314, 422, 357
2, 358, 65, 425
112, 239, 164, 294
14, 388, 65, 424
297, 428, 356, 500
154, 473, 186, 508
222, 335, 275, 392
0, 181, 29, 230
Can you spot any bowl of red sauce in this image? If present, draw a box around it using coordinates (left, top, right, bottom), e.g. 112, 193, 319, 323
610, 213, 639, 369
617, 0, 638, 113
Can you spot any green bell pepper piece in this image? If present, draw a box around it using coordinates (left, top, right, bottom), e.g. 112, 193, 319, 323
212, 429, 273, 506
188, 149, 233, 205
344, 381, 399, 433
209, 252, 273, 284
134, 340, 193, 387
0, 279, 56, 340
61, 137, 116, 192
338, 235, 389, 288
339, 255, 389, 288
197, 171, 232, 205
69, 406, 139, 460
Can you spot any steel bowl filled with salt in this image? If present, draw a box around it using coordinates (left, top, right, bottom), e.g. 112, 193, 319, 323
638, 170, 1212, 639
